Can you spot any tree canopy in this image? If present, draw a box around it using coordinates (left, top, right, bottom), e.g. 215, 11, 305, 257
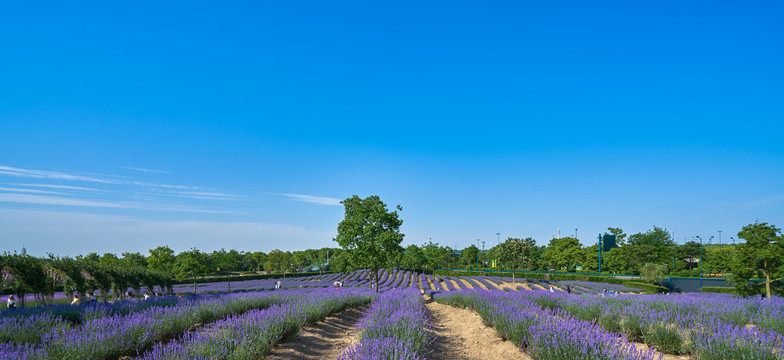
730, 222, 783, 299
334, 195, 404, 292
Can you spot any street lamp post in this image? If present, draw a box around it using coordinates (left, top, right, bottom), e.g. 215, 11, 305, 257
496, 232, 501, 245
699, 242, 703, 288
597, 234, 602, 273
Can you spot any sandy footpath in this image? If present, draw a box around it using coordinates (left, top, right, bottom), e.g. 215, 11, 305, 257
265, 306, 366, 360
426, 299, 530, 360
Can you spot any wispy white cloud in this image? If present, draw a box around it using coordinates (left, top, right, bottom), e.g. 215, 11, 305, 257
168, 190, 242, 200
122, 167, 171, 174
0, 165, 199, 191
0, 193, 233, 214
0, 187, 63, 195
9, 183, 104, 191
0, 165, 112, 183
0, 193, 126, 208
278, 193, 342, 206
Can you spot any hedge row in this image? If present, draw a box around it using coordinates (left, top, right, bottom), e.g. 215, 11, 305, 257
701, 286, 737, 294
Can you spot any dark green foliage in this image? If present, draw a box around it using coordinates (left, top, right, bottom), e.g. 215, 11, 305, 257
334, 195, 404, 292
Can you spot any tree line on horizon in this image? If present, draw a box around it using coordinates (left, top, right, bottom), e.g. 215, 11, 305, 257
3, 196, 782, 301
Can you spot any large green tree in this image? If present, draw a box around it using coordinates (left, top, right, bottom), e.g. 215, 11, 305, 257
334, 195, 404, 292
730, 222, 783, 299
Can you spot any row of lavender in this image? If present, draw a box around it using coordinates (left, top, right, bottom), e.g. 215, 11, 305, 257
0, 290, 330, 359
523, 291, 784, 356
436, 290, 784, 359
340, 288, 432, 360
138, 289, 372, 360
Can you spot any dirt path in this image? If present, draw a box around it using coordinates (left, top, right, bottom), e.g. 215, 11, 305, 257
265, 306, 366, 360
438, 278, 452, 291
458, 278, 474, 289
484, 279, 507, 291
470, 278, 489, 290
426, 299, 529, 360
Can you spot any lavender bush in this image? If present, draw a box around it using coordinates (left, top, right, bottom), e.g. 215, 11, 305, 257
138, 289, 371, 360
340, 288, 432, 360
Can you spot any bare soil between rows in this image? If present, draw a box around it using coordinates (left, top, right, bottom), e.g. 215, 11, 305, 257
265, 306, 366, 360
425, 298, 530, 360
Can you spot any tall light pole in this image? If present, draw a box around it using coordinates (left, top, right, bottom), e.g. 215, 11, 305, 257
699, 235, 704, 287
496, 232, 501, 245
598, 234, 602, 273
718, 230, 722, 245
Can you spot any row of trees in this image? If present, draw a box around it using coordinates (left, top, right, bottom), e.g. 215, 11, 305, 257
331, 196, 782, 299
0, 253, 173, 308
5, 194, 780, 301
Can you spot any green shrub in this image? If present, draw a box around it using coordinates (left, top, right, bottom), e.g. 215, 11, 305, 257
700, 286, 736, 294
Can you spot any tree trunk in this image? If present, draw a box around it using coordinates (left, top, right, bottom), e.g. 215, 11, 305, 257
513, 267, 516, 283
193, 279, 197, 293
765, 271, 771, 301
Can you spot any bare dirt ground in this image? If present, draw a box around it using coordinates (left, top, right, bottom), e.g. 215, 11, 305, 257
495, 281, 530, 291
438, 278, 451, 291
483, 279, 505, 290
458, 278, 474, 289
426, 298, 530, 360
634, 342, 689, 360
470, 278, 490, 290
449, 278, 463, 290
265, 306, 366, 360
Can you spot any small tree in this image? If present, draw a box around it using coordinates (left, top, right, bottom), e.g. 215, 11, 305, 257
640, 262, 667, 285
401, 244, 426, 273
147, 246, 176, 275
730, 222, 783, 300
497, 237, 534, 283
334, 195, 404, 293
174, 248, 212, 293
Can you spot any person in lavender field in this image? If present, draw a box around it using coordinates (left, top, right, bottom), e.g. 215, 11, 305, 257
6, 295, 16, 309
71, 294, 80, 305
274, 280, 281, 290
601, 288, 607, 297
143, 292, 150, 300
566, 285, 571, 294
549, 285, 554, 293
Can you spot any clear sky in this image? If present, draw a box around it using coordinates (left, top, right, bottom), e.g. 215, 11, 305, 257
1, 1, 782, 257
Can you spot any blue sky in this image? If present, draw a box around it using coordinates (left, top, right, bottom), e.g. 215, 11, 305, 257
1, 1, 782, 257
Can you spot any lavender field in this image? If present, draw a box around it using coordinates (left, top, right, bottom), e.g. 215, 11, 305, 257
3, 269, 782, 359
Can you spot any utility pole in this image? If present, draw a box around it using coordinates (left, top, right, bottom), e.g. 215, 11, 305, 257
696, 236, 703, 289
598, 234, 602, 273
